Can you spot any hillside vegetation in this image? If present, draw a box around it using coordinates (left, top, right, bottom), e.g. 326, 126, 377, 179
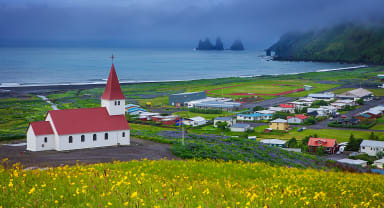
269, 23, 384, 64
1, 159, 383, 207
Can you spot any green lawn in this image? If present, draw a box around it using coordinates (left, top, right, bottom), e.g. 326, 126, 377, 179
253, 125, 384, 143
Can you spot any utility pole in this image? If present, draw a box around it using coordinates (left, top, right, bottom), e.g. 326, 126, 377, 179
181, 117, 184, 146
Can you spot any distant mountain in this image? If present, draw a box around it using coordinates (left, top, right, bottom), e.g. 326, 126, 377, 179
230, 40, 244, 51
268, 23, 384, 64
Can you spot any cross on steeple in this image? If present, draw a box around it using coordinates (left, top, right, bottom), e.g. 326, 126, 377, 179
110, 54, 115, 63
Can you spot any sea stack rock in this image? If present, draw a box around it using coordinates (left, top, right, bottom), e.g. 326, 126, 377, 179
196, 38, 215, 50
230, 40, 245, 51
215, 37, 224, 50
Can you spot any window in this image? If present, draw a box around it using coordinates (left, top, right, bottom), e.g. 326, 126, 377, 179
93, 134, 97, 141
118, 101, 120, 105
44, 137, 47, 143
114, 101, 117, 105
362, 147, 365, 149
81, 135, 85, 142
122, 132, 125, 137
69, 136, 73, 143
105, 133, 108, 140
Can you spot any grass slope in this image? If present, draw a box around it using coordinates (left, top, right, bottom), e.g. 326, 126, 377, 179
1, 159, 383, 207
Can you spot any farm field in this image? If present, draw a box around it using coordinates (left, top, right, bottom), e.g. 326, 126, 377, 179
253, 125, 384, 142
1, 159, 383, 208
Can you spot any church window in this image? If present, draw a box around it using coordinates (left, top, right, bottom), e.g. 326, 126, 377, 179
93, 134, 97, 141
44, 137, 47, 143
122, 132, 125, 137
81, 135, 85, 142
69, 136, 73, 143
105, 133, 108, 140
118, 101, 120, 105
115, 101, 117, 105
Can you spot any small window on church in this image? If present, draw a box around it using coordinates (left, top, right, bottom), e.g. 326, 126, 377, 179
115, 101, 117, 105
118, 101, 120, 105
81, 135, 85, 142
122, 132, 125, 137
93, 134, 97, 141
105, 133, 108, 140
69, 136, 73, 143
44, 137, 47, 143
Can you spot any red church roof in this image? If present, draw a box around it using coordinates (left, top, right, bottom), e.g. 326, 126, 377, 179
308, 138, 337, 148
101, 64, 125, 100
48, 107, 130, 135
29, 121, 54, 135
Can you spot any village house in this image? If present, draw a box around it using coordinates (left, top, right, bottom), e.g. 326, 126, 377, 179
374, 158, 384, 169
27, 64, 130, 152
139, 112, 160, 121
230, 123, 253, 132
256, 110, 274, 120
337, 88, 373, 101
287, 114, 308, 124
194, 100, 241, 112
237, 110, 274, 121
183, 116, 207, 127
360, 140, 384, 156
279, 104, 295, 113
337, 159, 368, 167
334, 117, 360, 126
169, 91, 206, 106
298, 97, 317, 105
125, 104, 147, 115
260, 139, 287, 147
308, 92, 335, 100
214, 117, 236, 127
308, 138, 338, 154
269, 119, 289, 131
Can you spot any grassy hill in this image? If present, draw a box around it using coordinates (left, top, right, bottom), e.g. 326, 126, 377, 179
269, 23, 384, 64
1, 159, 383, 207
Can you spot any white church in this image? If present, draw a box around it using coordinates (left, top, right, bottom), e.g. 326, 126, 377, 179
26, 64, 130, 151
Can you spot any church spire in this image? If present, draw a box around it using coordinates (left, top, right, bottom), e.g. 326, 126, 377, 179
101, 63, 125, 100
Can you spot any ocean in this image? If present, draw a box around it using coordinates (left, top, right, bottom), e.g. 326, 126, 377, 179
0, 47, 358, 86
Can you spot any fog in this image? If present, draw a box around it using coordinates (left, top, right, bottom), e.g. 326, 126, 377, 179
0, 0, 383, 48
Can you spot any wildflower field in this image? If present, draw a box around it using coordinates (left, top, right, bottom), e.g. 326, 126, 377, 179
1, 159, 383, 208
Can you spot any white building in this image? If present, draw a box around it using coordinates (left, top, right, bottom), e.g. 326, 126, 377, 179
230, 123, 252, 132
27, 64, 131, 152
308, 92, 335, 100
183, 116, 207, 127
337, 159, 368, 167
374, 158, 384, 169
360, 140, 384, 156
214, 117, 236, 127
337, 88, 373, 101
260, 139, 287, 147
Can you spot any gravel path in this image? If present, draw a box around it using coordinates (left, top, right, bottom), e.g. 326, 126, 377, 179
0, 137, 179, 168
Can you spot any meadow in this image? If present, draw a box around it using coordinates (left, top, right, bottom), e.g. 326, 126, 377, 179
1, 159, 383, 208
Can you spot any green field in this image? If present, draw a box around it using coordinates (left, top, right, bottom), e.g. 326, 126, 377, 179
1, 159, 383, 208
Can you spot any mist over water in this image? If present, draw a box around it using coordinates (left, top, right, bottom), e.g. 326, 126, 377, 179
0, 47, 355, 86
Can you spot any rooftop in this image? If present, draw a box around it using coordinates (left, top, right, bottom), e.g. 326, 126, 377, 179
360, 140, 384, 148
308, 138, 337, 147
338, 88, 372, 98
48, 107, 130, 135
260, 139, 287, 145
270, 118, 287, 123
101, 64, 125, 100
231, 123, 250, 128
29, 121, 54, 136
215, 117, 233, 121
337, 159, 367, 165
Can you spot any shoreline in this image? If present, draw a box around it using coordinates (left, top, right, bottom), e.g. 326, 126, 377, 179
0, 65, 368, 92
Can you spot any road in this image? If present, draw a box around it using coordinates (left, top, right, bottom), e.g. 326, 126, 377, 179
242, 96, 297, 109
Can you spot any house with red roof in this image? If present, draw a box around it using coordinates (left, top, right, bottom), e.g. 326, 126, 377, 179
27, 64, 130, 151
308, 138, 338, 154
279, 104, 295, 113
287, 114, 308, 124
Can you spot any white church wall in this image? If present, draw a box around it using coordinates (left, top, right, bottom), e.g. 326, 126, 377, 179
26, 126, 55, 151
56, 129, 130, 151
101, 99, 126, 115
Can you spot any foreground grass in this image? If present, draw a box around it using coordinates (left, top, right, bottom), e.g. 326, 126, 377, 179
1, 159, 383, 208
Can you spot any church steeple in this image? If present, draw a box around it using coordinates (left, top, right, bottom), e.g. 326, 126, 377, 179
101, 63, 125, 100
101, 62, 126, 116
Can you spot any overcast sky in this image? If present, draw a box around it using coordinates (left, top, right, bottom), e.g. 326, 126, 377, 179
0, 0, 383, 48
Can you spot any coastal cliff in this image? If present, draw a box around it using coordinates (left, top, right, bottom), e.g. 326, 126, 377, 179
268, 23, 384, 64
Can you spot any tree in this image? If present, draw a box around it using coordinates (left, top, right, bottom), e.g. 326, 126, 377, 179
346, 134, 363, 151
357, 98, 364, 105
216, 121, 228, 131
252, 106, 264, 111
310, 100, 328, 107
344, 105, 351, 111
287, 137, 298, 148
317, 145, 326, 155
377, 151, 384, 159
369, 132, 379, 140
301, 136, 311, 147
305, 117, 316, 125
